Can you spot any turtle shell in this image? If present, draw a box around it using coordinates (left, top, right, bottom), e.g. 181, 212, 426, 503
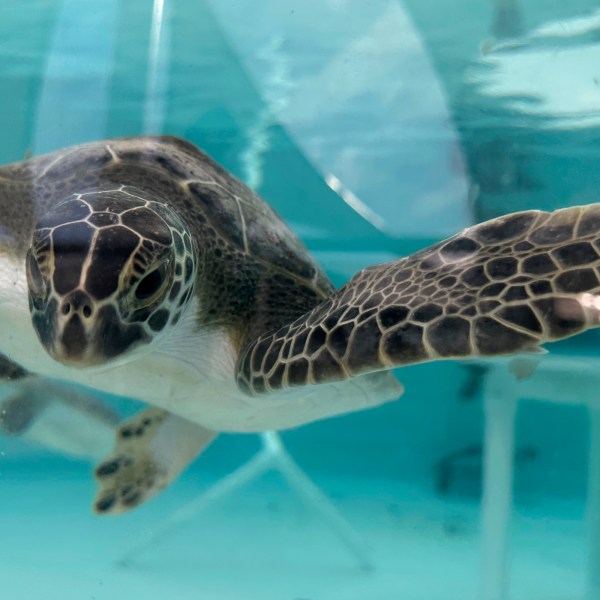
0, 136, 400, 441
0, 136, 333, 301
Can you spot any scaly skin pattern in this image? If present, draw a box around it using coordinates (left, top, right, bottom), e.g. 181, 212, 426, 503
237, 205, 600, 393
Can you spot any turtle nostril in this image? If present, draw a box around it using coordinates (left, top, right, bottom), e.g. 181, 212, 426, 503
61, 291, 94, 319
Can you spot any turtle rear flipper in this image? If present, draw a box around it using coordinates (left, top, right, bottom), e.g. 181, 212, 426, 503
94, 407, 216, 515
236, 204, 600, 393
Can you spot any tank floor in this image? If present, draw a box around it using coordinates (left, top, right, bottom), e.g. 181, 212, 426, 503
0, 462, 585, 600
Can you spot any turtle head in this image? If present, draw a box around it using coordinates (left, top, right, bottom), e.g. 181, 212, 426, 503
26, 189, 197, 367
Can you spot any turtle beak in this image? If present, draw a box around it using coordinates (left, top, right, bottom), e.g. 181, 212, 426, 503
49, 291, 102, 366
29, 292, 101, 367
55, 314, 96, 365
48, 302, 150, 368
31, 286, 152, 368
32, 290, 104, 367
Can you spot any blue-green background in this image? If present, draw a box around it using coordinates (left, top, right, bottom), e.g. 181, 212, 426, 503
0, 1, 598, 598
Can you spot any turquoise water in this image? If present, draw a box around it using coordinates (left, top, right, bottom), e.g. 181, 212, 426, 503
1, 1, 600, 598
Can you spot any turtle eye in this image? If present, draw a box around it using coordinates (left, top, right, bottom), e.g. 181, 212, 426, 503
26, 252, 45, 298
135, 264, 167, 301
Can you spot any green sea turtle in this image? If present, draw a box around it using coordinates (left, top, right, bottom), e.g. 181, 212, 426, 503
1, 136, 599, 514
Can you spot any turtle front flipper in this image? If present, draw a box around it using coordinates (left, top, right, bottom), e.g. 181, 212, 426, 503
94, 407, 216, 515
0, 353, 30, 383
236, 204, 600, 393
0, 353, 38, 435
0, 353, 118, 458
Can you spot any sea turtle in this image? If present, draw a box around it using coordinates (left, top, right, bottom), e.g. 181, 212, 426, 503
1, 135, 600, 514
